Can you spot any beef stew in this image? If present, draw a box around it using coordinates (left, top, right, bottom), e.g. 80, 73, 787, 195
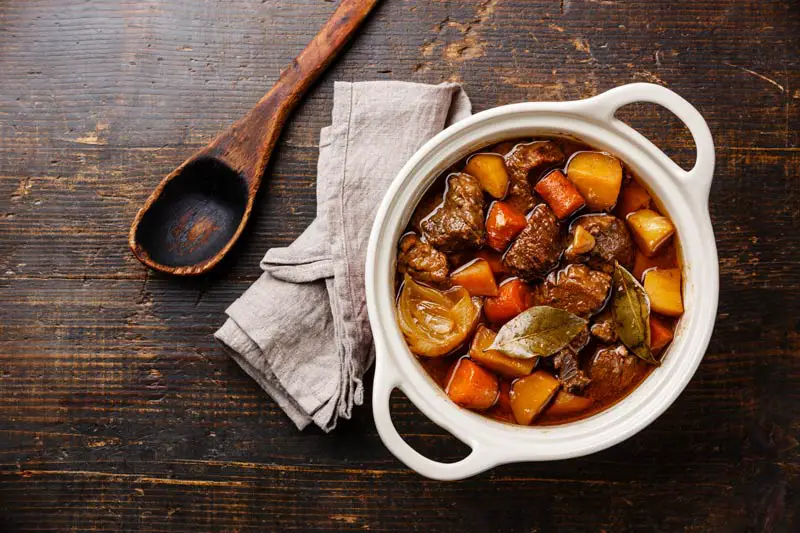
394, 137, 684, 426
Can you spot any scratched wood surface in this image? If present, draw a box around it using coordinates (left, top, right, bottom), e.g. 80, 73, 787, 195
0, 0, 798, 531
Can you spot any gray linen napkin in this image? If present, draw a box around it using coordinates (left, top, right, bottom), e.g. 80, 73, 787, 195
215, 81, 471, 431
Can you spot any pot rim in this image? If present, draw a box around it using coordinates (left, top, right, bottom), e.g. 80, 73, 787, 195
366, 83, 718, 480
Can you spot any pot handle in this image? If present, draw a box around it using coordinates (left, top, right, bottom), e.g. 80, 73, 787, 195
372, 353, 498, 481
581, 83, 715, 206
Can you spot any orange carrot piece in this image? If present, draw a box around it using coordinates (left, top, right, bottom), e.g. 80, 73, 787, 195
650, 314, 675, 351
450, 259, 499, 297
475, 249, 507, 275
445, 358, 499, 410
484, 278, 531, 324
487, 381, 515, 423
615, 181, 651, 218
486, 201, 528, 252
545, 390, 594, 418
534, 170, 586, 219
633, 245, 678, 281
496, 380, 512, 412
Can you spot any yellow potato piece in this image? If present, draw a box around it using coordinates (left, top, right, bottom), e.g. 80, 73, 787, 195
469, 325, 537, 379
627, 208, 675, 257
566, 151, 623, 211
643, 268, 684, 316
509, 371, 560, 425
464, 153, 510, 199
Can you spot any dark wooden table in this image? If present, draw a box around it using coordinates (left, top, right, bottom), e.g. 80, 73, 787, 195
1, 1, 798, 531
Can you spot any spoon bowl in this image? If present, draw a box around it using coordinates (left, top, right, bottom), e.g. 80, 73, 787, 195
132, 158, 248, 270
129, 0, 379, 276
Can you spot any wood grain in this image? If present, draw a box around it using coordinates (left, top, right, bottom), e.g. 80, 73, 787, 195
128, 0, 380, 276
1, 0, 798, 531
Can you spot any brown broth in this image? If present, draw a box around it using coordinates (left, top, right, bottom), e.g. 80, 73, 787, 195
397, 136, 682, 427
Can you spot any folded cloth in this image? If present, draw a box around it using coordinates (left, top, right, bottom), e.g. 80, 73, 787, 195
215, 81, 472, 431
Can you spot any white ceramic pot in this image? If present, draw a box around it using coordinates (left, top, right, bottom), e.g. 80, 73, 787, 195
365, 83, 718, 481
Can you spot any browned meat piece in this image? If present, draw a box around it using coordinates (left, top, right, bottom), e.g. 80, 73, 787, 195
420, 173, 485, 253
590, 308, 618, 343
505, 180, 539, 213
502, 204, 562, 280
503, 141, 565, 212
565, 214, 635, 273
397, 233, 449, 286
588, 344, 647, 401
532, 263, 611, 317
553, 327, 591, 392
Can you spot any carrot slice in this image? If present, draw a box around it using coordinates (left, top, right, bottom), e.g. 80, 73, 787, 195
545, 390, 594, 418
484, 278, 531, 324
496, 380, 512, 412
534, 170, 586, 219
487, 381, 515, 423
632, 244, 678, 281
450, 259, 499, 297
615, 180, 651, 218
650, 314, 675, 351
486, 201, 528, 252
445, 358, 499, 410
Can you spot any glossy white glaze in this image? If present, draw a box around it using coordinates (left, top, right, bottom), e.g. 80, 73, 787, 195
365, 83, 718, 480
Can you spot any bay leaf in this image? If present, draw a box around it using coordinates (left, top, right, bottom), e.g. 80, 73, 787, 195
611, 262, 659, 365
488, 306, 587, 360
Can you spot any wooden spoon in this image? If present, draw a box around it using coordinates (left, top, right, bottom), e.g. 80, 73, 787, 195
129, 0, 380, 276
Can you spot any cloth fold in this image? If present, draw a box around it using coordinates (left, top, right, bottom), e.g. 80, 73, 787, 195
215, 81, 472, 431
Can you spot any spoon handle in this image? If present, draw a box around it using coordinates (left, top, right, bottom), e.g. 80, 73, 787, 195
205, 0, 381, 183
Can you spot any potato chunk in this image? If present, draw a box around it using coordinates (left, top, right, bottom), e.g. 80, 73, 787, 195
643, 268, 684, 316
469, 325, 537, 378
566, 151, 623, 211
627, 208, 675, 257
509, 371, 560, 425
464, 153, 510, 199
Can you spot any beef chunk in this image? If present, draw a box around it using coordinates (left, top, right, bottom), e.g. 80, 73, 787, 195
565, 214, 635, 273
590, 309, 618, 343
397, 233, 449, 286
553, 327, 591, 392
503, 141, 565, 212
588, 344, 647, 401
589, 345, 646, 398
532, 263, 611, 317
420, 173, 485, 253
503, 204, 562, 280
